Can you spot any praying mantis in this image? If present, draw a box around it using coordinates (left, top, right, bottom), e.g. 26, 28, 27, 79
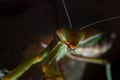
2, 0, 120, 80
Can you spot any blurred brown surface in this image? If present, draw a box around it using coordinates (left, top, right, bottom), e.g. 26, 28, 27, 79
0, 0, 120, 80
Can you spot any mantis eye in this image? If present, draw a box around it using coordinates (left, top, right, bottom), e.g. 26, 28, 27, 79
57, 28, 85, 49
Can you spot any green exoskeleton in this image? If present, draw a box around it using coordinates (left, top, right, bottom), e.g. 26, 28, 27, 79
3, 16, 119, 80
2, 0, 120, 80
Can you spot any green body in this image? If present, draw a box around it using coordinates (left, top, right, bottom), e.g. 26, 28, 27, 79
2, 27, 114, 80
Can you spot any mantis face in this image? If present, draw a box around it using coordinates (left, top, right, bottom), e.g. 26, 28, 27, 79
57, 28, 85, 49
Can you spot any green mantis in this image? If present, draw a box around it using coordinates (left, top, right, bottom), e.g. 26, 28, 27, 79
2, 16, 120, 80
2, 0, 120, 80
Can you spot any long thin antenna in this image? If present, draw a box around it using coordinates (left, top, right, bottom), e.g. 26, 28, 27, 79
61, 0, 72, 28
79, 16, 120, 30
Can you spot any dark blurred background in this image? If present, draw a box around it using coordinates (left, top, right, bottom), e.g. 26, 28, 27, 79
0, 0, 120, 80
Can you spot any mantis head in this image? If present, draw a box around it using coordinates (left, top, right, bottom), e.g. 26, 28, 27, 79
57, 28, 85, 49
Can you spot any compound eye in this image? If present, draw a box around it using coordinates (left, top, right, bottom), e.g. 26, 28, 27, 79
57, 28, 68, 42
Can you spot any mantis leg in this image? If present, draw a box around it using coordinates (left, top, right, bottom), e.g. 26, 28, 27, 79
42, 42, 64, 80
67, 54, 112, 80
3, 38, 59, 80
55, 60, 64, 80
42, 62, 64, 80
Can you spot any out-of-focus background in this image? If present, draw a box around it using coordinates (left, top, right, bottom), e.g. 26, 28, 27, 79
0, 0, 120, 80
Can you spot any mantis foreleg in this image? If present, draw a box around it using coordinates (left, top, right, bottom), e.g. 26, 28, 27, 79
3, 38, 59, 80
42, 42, 65, 80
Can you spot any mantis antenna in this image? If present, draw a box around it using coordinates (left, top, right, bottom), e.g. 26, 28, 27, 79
61, 0, 73, 29
79, 16, 120, 30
